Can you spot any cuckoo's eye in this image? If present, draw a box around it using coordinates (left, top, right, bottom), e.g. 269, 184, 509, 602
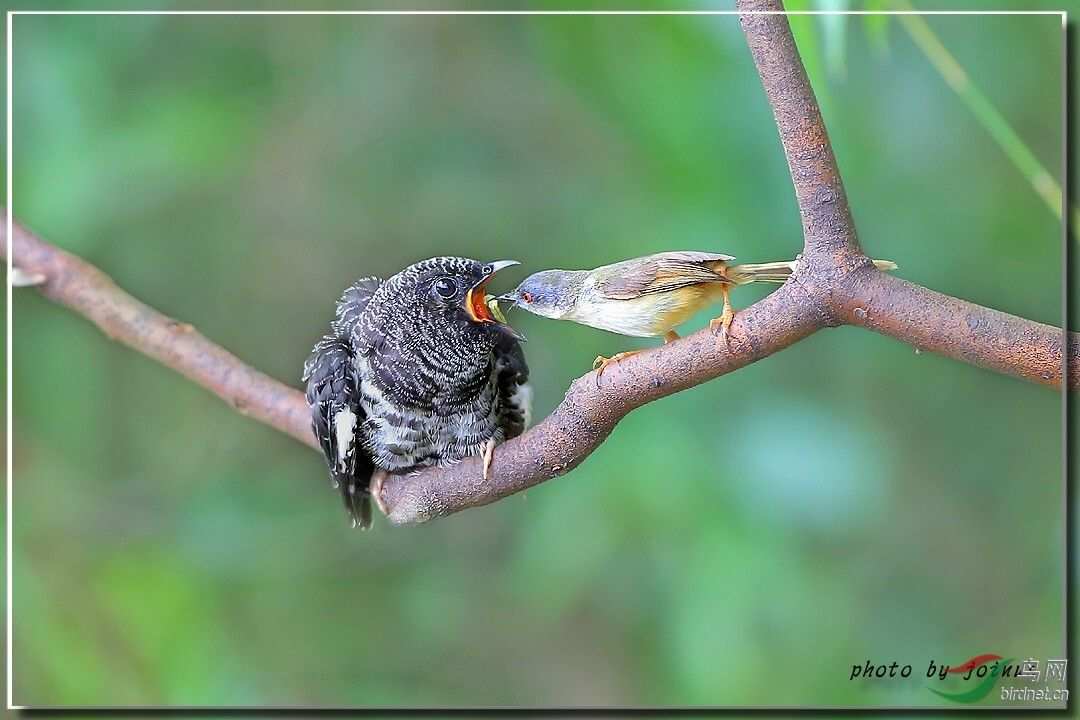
482, 263, 494, 275
433, 277, 458, 299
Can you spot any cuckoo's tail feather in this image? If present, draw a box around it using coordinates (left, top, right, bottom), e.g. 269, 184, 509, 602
727, 258, 897, 285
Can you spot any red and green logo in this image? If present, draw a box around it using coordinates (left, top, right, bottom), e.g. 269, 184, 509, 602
929, 653, 1013, 704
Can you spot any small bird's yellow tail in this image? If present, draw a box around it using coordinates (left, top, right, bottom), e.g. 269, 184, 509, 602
726, 259, 897, 285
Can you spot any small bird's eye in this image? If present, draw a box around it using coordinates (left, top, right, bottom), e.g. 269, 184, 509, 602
433, 277, 458, 299
522, 291, 534, 303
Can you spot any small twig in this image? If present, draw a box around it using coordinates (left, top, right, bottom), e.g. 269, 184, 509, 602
10, 267, 45, 287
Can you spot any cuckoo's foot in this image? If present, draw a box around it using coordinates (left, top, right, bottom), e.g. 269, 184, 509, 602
482, 437, 497, 481
368, 469, 390, 521
663, 330, 680, 344
592, 350, 642, 387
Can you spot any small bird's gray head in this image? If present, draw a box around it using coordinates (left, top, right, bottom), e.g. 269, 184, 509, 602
500, 269, 587, 320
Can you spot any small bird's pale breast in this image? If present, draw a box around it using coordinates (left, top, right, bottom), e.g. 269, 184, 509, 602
567, 284, 716, 337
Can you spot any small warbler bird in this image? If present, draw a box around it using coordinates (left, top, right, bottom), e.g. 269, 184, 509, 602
500, 250, 896, 381
303, 257, 530, 528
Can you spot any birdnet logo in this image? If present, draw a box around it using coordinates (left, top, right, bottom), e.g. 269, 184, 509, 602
925, 654, 1013, 703
924, 654, 1068, 704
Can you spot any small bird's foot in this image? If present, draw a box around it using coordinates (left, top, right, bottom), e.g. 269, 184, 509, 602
663, 330, 680, 344
592, 350, 642, 387
482, 437, 497, 480
710, 285, 736, 348
709, 311, 734, 347
369, 469, 390, 520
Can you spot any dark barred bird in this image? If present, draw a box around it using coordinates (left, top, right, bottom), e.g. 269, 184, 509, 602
302, 257, 530, 529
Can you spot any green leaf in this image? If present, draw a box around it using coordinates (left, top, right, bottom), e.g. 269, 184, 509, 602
862, 0, 892, 55
816, 0, 850, 79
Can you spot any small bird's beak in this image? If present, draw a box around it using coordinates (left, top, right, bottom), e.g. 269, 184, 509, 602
464, 260, 526, 341
497, 290, 520, 305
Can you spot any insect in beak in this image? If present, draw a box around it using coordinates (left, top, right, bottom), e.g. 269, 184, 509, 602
465, 261, 526, 341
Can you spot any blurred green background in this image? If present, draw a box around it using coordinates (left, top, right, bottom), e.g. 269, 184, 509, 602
6, 3, 1067, 708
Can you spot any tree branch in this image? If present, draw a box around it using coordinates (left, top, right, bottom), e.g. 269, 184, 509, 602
5, 1, 1074, 527
836, 269, 1070, 388
738, 0, 860, 269
3, 220, 316, 450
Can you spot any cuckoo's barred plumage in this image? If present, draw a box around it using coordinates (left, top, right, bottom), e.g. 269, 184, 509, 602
303, 257, 530, 528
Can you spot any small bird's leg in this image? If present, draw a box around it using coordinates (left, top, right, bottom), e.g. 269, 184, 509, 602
369, 469, 390, 518
482, 437, 497, 481
709, 285, 736, 347
592, 350, 643, 387
593, 333, 676, 389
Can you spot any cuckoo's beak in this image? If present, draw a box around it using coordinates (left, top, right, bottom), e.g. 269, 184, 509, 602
465, 261, 525, 341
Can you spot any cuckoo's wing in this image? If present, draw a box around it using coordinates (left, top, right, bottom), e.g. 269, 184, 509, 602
493, 334, 531, 441
595, 251, 735, 300
304, 328, 377, 528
